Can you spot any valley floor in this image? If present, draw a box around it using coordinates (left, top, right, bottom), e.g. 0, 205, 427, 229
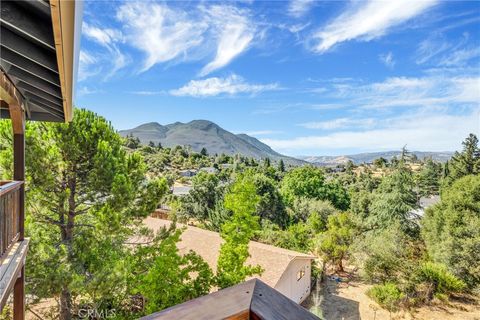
303, 273, 480, 320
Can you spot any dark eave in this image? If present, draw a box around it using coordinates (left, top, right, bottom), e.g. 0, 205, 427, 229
0, 0, 80, 123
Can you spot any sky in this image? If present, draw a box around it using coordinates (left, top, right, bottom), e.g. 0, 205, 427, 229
76, 0, 480, 156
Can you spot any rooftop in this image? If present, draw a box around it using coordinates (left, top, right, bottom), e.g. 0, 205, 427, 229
143, 217, 315, 288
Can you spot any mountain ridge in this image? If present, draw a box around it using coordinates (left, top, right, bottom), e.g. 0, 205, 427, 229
300, 150, 454, 165
119, 120, 305, 165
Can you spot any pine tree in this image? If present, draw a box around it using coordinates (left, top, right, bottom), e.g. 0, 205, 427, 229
216, 175, 263, 288
278, 159, 285, 172
3, 109, 168, 320
447, 134, 480, 184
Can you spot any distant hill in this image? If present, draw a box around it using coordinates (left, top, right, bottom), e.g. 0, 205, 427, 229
119, 120, 305, 165
301, 151, 454, 166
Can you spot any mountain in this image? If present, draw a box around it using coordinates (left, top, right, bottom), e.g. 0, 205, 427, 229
301, 151, 454, 166
119, 120, 305, 165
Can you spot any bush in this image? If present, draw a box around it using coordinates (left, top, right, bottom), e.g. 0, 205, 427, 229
416, 262, 466, 298
367, 283, 405, 311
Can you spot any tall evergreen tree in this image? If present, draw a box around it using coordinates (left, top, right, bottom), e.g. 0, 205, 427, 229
446, 134, 480, 184
1, 110, 168, 319
216, 175, 262, 288
278, 159, 285, 172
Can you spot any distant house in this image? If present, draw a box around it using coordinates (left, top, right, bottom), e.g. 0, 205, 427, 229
144, 218, 316, 304
200, 167, 218, 174
172, 186, 192, 196
412, 195, 441, 217
220, 163, 233, 169
179, 169, 197, 177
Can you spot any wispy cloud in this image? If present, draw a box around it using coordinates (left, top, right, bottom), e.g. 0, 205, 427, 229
116, 2, 206, 72
199, 5, 256, 76
78, 50, 100, 81
311, 0, 437, 53
115, 2, 259, 75
299, 118, 376, 130
77, 86, 102, 96
288, 0, 315, 18
262, 109, 480, 155
324, 75, 480, 109
170, 74, 279, 97
242, 130, 283, 136
129, 91, 166, 96
438, 47, 480, 67
379, 51, 395, 68
80, 22, 128, 80
83, 22, 123, 46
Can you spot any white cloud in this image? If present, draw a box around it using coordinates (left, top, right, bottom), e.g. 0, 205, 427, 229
78, 50, 99, 81
379, 51, 395, 68
243, 130, 283, 136
170, 74, 278, 97
416, 32, 479, 67
115, 2, 258, 75
299, 118, 376, 130
77, 86, 102, 96
82, 22, 123, 46
262, 109, 480, 155
312, 0, 437, 53
325, 76, 480, 109
438, 47, 480, 67
199, 5, 256, 76
129, 91, 166, 96
288, 0, 315, 18
116, 2, 207, 72
80, 23, 128, 80
416, 36, 451, 64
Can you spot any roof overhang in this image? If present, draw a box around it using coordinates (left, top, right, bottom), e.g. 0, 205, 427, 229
0, 0, 83, 122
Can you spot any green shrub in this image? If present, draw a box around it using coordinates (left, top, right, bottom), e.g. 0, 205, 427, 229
417, 262, 466, 296
367, 283, 405, 311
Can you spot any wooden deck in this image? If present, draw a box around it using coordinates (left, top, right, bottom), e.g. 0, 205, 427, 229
141, 278, 320, 320
0, 238, 29, 312
0, 180, 27, 316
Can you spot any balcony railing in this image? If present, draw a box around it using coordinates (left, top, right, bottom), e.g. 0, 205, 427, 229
0, 181, 23, 262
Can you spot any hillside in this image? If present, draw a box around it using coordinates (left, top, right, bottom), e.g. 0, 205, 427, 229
301, 151, 454, 166
119, 120, 305, 165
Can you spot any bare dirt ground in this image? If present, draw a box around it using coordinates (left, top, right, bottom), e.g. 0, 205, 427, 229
303, 273, 480, 320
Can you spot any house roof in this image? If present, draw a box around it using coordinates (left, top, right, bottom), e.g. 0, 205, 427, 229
172, 186, 192, 196
140, 278, 320, 320
0, 0, 82, 122
144, 217, 315, 288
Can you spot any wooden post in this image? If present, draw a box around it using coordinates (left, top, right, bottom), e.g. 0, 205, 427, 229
2, 64, 27, 320
10, 103, 25, 320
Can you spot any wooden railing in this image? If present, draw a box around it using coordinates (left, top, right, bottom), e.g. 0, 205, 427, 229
0, 181, 23, 262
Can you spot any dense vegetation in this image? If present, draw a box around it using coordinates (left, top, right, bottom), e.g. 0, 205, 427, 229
0, 110, 478, 318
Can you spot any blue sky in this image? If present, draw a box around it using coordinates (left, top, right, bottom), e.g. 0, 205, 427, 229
76, 0, 480, 156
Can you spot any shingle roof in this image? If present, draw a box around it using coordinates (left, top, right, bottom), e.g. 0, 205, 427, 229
144, 217, 315, 288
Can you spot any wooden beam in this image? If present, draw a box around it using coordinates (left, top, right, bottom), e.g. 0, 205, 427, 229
0, 70, 24, 109
50, 0, 75, 122
13, 266, 24, 320
12, 101, 26, 320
